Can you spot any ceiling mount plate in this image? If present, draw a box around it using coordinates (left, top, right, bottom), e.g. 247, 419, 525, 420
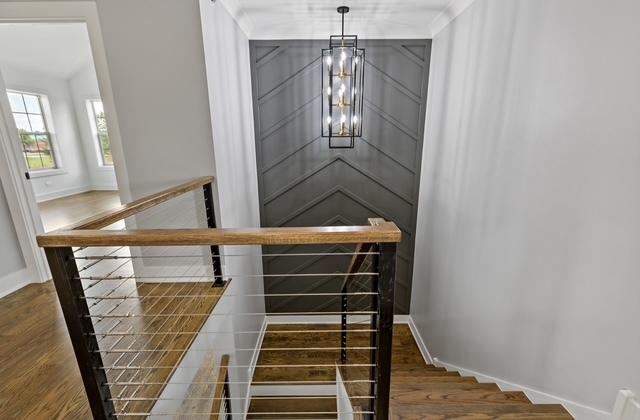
337, 6, 350, 14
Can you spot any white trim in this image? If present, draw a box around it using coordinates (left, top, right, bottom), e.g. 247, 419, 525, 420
429, 0, 478, 37
613, 390, 640, 420
0, 69, 49, 284
406, 315, 434, 365
35, 184, 91, 203
27, 169, 68, 179
0, 268, 32, 298
243, 316, 268, 417
217, 0, 253, 38
432, 358, 611, 420
90, 183, 118, 191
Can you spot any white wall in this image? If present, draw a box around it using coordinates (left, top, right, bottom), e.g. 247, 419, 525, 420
1, 64, 92, 202
199, 1, 264, 415
69, 60, 117, 190
412, 0, 640, 417
94, 0, 216, 199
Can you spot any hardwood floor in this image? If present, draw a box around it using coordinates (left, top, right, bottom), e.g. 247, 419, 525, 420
38, 190, 121, 232
0, 281, 91, 419
0, 280, 224, 419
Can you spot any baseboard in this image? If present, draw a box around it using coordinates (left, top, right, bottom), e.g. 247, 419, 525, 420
90, 184, 118, 191
406, 315, 434, 365
35, 185, 91, 202
612, 390, 640, 420
0, 268, 31, 298
433, 358, 611, 420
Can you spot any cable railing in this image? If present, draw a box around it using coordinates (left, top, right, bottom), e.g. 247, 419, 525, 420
36, 176, 401, 419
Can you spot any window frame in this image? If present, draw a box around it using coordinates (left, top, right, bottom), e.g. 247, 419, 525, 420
7, 89, 62, 175
87, 98, 113, 167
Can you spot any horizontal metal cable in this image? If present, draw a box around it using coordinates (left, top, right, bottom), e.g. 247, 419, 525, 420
77, 272, 377, 280
104, 379, 374, 386
101, 363, 375, 370
90, 328, 376, 336
83, 292, 377, 299
114, 411, 373, 417
95, 346, 375, 353
110, 395, 373, 402
73, 251, 379, 260
85, 310, 377, 318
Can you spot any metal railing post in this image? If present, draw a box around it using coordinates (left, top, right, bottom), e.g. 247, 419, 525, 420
203, 182, 224, 287
44, 247, 115, 419
341, 282, 348, 364
372, 242, 397, 419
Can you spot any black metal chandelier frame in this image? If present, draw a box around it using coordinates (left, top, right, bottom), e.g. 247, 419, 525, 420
321, 6, 365, 149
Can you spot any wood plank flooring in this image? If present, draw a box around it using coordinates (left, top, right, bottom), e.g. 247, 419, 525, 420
249, 324, 574, 419
0, 280, 224, 419
38, 190, 121, 232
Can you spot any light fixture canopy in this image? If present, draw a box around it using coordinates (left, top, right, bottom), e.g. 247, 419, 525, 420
322, 6, 365, 149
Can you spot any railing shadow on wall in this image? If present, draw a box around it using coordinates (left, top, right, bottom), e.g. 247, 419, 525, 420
36, 176, 400, 419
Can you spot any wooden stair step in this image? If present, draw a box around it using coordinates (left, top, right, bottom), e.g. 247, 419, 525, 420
390, 403, 573, 419
391, 383, 531, 405
247, 396, 336, 419
392, 375, 479, 384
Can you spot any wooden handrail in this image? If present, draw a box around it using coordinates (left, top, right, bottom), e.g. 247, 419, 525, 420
37, 224, 401, 247
62, 176, 214, 230
210, 354, 230, 420
341, 219, 385, 290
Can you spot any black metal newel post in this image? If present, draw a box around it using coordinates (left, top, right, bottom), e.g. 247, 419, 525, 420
373, 242, 397, 419
45, 247, 115, 420
341, 282, 348, 364
203, 182, 224, 287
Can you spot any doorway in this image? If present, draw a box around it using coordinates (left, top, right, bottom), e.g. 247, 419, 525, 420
0, 22, 121, 233
0, 4, 126, 298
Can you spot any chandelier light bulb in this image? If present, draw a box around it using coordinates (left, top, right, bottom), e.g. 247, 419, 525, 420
326, 56, 332, 66
341, 50, 347, 61
327, 116, 332, 125
341, 114, 346, 123
327, 86, 332, 95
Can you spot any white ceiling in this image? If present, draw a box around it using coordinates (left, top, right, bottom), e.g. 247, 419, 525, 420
0, 23, 93, 80
219, 0, 475, 39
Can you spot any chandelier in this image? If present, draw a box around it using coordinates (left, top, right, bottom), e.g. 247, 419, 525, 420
322, 6, 365, 149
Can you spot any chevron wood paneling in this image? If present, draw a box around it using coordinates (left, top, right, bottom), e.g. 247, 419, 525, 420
250, 40, 431, 314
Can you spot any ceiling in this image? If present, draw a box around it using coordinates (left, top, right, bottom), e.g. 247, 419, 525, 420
0, 23, 93, 80
219, 0, 472, 39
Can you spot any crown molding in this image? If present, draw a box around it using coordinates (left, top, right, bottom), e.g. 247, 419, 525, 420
428, 0, 478, 37
217, 0, 253, 38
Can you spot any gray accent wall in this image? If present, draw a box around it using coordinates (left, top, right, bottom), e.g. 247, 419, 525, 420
250, 40, 431, 313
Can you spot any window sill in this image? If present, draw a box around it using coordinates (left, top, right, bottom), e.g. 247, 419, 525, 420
96, 165, 115, 172
28, 169, 67, 179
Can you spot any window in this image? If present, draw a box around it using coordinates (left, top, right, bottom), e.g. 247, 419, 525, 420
88, 100, 112, 166
7, 91, 57, 171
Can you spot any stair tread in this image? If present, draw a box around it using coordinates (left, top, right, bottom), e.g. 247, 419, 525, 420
392, 376, 479, 384
390, 403, 573, 418
391, 383, 531, 404
248, 396, 336, 419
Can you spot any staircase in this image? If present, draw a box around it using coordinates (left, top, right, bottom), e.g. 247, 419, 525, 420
248, 324, 573, 419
